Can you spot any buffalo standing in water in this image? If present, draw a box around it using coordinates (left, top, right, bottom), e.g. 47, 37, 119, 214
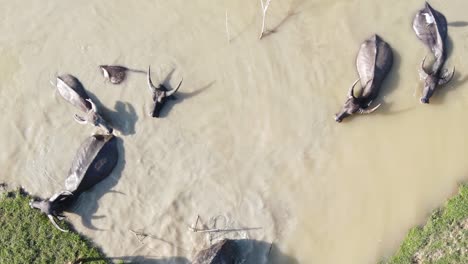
56, 74, 113, 133
147, 66, 183, 118
192, 239, 240, 264
413, 2, 454, 103
335, 34, 393, 122
29, 134, 119, 232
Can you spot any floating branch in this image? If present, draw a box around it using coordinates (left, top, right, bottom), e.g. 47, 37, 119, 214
188, 215, 262, 233
259, 0, 272, 39
225, 10, 231, 43
129, 229, 189, 252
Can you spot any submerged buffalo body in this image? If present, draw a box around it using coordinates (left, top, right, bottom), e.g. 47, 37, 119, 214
30, 134, 119, 232
99, 65, 146, 85
192, 239, 240, 264
413, 2, 454, 103
335, 34, 393, 122
147, 66, 183, 118
56, 74, 113, 133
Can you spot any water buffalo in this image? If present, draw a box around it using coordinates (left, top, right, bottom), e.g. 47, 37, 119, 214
413, 2, 455, 103
192, 239, 240, 264
29, 134, 119, 232
56, 74, 113, 133
99, 65, 146, 85
335, 34, 393, 122
147, 66, 183, 118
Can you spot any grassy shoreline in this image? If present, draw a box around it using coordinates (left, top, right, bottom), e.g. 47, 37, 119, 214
1, 183, 466, 263
382, 184, 468, 264
0, 186, 108, 264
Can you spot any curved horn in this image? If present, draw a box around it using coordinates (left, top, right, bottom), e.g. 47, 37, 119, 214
49, 191, 73, 202
85, 98, 97, 112
358, 103, 381, 114
48, 215, 68, 232
166, 78, 183, 97
74, 114, 87, 124
439, 66, 455, 85
147, 66, 158, 92
348, 78, 360, 99
419, 55, 430, 79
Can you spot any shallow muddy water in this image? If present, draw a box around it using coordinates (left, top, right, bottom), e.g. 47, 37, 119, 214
2, 0, 468, 263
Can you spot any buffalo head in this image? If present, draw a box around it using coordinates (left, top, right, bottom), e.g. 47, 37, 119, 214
74, 99, 113, 134
335, 79, 381, 122
419, 56, 455, 104
147, 66, 183, 118
29, 191, 73, 232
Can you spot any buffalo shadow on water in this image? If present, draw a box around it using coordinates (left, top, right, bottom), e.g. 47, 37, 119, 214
86, 90, 138, 136
234, 239, 299, 264
71, 239, 300, 264
263, 0, 304, 38
156, 76, 215, 119
448, 21, 468, 27
191, 239, 299, 264
69, 136, 126, 230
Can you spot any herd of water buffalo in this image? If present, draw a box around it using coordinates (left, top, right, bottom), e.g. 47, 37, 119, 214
25, 2, 455, 263
335, 2, 454, 122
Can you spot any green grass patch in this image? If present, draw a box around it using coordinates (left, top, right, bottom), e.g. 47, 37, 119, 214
0, 188, 109, 264
382, 184, 468, 264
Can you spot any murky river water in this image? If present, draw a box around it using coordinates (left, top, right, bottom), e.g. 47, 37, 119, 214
1, 0, 468, 263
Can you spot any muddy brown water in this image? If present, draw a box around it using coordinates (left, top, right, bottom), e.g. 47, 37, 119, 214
1, 0, 468, 263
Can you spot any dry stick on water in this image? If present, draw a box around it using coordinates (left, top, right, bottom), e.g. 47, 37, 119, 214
259, 0, 272, 39
225, 9, 231, 43
267, 241, 274, 259
129, 229, 189, 252
189, 215, 262, 233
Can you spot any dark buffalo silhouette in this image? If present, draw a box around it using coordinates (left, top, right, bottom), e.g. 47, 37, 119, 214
413, 2, 454, 103
146, 66, 183, 118
30, 134, 119, 232
335, 34, 393, 122
56, 74, 113, 133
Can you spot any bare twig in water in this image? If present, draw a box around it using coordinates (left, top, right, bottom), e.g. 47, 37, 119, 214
189, 215, 262, 233
267, 241, 274, 259
225, 10, 231, 43
129, 229, 189, 251
189, 226, 263, 233
259, 0, 272, 39
130, 229, 147, 244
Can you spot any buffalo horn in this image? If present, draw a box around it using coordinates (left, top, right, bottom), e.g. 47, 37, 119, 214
147, 66, 158, 92
348, 78, 360, 99
49, 190, 73, 202
74, 114, 87, 124
358, 103, 381, 114
48, 215, 68, 232
419, 55, 430, 79
166, 78, 183, 97
86, 99, 97, 112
